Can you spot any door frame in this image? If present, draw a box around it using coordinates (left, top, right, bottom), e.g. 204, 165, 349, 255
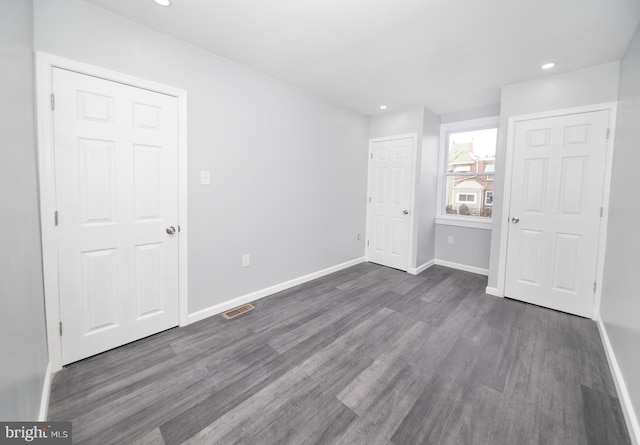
495, 102, 617, 319
365, 133, 419, 272
35, 52, 189, 371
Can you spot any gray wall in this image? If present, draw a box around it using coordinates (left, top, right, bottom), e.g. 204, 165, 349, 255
369, 106, 493, 271
33, 0, 369, 313
601, 23, 640, 434
369, 106, 439, 269
487, 62, 620, 289
435, 106, 499, 272
440, 103, 501, 125
416, 109, 440, 266
435, 225, 491, 271
0, 0, 49, 420
369, 107, 424, 140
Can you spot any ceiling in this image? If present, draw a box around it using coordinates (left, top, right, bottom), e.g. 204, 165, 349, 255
82, 0, 640, 116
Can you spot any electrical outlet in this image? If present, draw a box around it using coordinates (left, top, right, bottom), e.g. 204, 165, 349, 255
200, 171, 211, 185
242, 254, 250, 267
447, 236, 454, 245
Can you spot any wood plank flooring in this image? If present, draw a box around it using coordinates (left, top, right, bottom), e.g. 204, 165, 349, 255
48, 263, 631, 445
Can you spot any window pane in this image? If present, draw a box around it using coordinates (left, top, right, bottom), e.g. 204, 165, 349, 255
445, 174, 494, 217
447, 128, 497, 174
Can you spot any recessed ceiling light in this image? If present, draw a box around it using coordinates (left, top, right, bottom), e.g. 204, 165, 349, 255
154, 0, 171, 6
380, 105, 387, 110
541, 62, 556, 70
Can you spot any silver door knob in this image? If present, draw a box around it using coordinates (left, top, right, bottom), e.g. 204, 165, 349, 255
166, 226, 177, 235
511, 217, 520, 223
403, 210, 409, 215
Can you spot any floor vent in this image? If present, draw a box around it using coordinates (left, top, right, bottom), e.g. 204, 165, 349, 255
222, 303, 255, 320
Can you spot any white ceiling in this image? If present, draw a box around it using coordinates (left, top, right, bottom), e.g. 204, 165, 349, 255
81, 0, 640, 116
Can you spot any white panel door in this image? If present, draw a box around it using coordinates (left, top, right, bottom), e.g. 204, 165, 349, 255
505, 110, 609, 317
53, 68, 179, 364
367, 136, 414, 271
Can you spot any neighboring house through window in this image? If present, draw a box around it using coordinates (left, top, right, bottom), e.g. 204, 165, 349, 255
437, 116, 499, 229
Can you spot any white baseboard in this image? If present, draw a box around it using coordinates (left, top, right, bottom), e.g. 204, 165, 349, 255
596, 314, 640, 445
38, 362, 52, 421
485, 286, 502, 297
188, 257, 366, 324
408, 260, 435, 275
434, 259, 489, 276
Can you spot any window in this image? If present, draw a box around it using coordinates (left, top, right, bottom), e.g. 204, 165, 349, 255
437, 116, 498, 228
484, 164, 495, 180
485, 191, 494, 206
457, 193, 476, 203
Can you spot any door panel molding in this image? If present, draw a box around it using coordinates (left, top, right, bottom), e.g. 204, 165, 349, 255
495, 103, 617, 319
36, 52, 189, 371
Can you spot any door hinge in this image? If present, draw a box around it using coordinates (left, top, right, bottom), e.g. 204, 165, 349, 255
59, 321, 63, 336
600, 207, 604, 217
370, 153, 373, 160
593, 282, 597, 293
368, 197, 372, 204
54, 210, 59, 226
367, 240, 370, 247
606, 128, 610, 139
178, 225, 181, 232
50, 93, 55, 111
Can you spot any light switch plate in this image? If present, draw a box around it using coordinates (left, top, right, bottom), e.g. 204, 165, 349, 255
200, 171, 211, 185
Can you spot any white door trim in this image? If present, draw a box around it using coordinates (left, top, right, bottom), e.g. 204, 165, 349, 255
35, 52, 189, 371
365, 133, 419, 271
495, 102, 617, 319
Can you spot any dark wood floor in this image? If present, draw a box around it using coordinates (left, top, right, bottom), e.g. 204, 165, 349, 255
48, 263, 631, 445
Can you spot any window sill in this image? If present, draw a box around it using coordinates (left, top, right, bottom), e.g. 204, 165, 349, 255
435, 216, 493, 230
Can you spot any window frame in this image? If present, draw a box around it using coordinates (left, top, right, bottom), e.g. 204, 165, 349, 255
436, 116, 499, 230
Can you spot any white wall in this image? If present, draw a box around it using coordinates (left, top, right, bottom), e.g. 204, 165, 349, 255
487, 62, 620, 289
601, 23, 640, 439
0, 0, 49, 420
33, 0, 369, 313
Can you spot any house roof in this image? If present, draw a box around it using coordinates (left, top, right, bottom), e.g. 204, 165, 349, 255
454, 179, 485, 189
449, 143, 475, 165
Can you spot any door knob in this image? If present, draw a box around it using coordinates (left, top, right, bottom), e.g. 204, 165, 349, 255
511, 217, 520, 223
166, 226, 177, 235
403, 210, 409, 215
